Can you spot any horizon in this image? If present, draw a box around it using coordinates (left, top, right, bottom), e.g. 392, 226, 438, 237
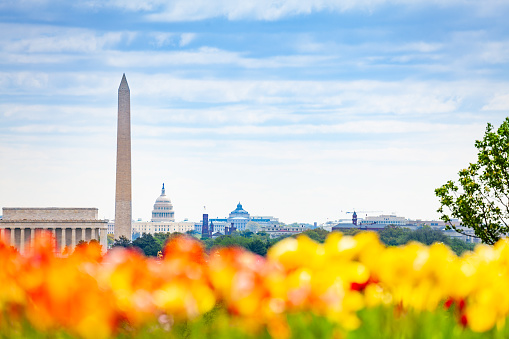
1, 1, 509, 224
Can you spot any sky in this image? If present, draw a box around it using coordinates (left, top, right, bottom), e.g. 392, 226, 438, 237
1, 0, 509, 224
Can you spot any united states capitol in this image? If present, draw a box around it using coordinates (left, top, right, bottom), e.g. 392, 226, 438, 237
107, 183, 281, 240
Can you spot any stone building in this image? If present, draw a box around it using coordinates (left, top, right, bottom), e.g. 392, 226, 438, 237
0, 207, 108, 254
132, 221, 195, 236
151, 183, 174, 222
110, 184, 192, 238
195, 202, 279, 235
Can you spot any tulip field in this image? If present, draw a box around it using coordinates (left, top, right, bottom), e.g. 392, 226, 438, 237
2, 232, 509, 338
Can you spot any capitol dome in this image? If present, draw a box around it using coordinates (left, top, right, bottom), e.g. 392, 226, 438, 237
228, 202, 250, 232
151, 183, 175, 222
230, 202, 249, 216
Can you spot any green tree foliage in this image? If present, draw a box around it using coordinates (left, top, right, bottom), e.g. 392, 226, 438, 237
299, 228, 329, 243
376, 226, 474, 255
407, 226, 450, 246
132, 233, 161, 257
202, 238, 214, 251
153, 232, 169, 247
247, 239, 267, 256
436, 118, 509, 244
377, 226, 411, 246
107, 233, 114, 247
449, 238, 475, 255
211, 234, 250, 249
205, 232, 278, 255
113, 235, 132, 248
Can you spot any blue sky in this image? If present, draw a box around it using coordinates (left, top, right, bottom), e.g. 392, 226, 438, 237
1, 0, 509, 223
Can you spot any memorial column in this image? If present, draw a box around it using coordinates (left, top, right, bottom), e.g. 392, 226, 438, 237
100, 228, 107, 253
51, 228, 56, 250
71, 228, 76, 250
61, 228, 66, 252
31, 228, 35, 247
10, 228, 15, 247
30, 228, 35, 252
20, 228, 25, 254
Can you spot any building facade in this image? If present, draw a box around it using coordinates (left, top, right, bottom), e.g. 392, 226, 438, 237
359, 214, 408, 228
113, 184, 192, 238
228, 202, 250, 231
260, 224, 310, 238
132, 221, 195, 236
195, 203, 279, 235
151, 183, 174, 222
0, 208, 108, 254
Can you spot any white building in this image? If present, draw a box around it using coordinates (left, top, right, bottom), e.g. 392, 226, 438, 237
260, 224, 310, 238
228, 202, 250, 231
110, 184, 193, 238
0, 207, 108, 254
151, 184, 174, 222
132, 221, 195, 236
359, 214, 408, 228
107, 220, 115, 235
196, 203, 280, 235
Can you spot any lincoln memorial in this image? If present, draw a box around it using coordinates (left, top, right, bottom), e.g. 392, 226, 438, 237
0, 207, 108, 254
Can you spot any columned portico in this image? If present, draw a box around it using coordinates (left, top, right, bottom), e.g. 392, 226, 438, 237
0, 208, 108, 254
61, 228, 66, 251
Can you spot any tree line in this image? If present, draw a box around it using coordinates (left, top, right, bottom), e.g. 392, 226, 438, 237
112, 225, 474, 257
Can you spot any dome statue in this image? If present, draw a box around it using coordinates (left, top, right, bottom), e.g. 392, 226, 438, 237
151, 183, 175, 222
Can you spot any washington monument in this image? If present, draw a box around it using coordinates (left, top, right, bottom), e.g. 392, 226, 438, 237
115, 74, 132, 240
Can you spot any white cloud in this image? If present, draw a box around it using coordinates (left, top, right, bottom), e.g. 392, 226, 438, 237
0, 24, 127, 53
91, 0, 509, 22
482, 93, 509, 111
179, 33, 196, 47
134, 120, 478, 138
150, 32, 175, 47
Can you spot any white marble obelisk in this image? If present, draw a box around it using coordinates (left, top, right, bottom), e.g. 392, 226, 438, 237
114, 74, 132, 240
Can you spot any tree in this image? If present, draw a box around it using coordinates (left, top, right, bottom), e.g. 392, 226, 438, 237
132, 233, 161, 257
246, 221, 261, 233
240, 230, 254, 238
247, 239, 267, 256
436, 118, 509, 244
300, 228, 329, 243
76, 240, 87, 247
406, 226, 449, 246
153, 232, 170, 248
113, 235, 132, 248
107, 233, 114, 247
448, 237, 475, 255
377, 226, 410, 246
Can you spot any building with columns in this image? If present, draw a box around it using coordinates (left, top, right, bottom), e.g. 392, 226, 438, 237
195, 202, 279, 235
133, 184, 192, 237
151, 184, 174, 222
0, 207, 108, 254
109, 184, 194, 238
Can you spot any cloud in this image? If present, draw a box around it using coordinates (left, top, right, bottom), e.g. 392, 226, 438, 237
0, 24, 128, 53
2, 71, 503, 117
92, 0, 509, 22
134, 121, 478, 139
179, 33, 196, 47
150, 32, 176, 47
482, 93, 509, 111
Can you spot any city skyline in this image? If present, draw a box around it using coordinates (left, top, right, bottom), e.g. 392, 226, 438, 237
1, 1, 509, 224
